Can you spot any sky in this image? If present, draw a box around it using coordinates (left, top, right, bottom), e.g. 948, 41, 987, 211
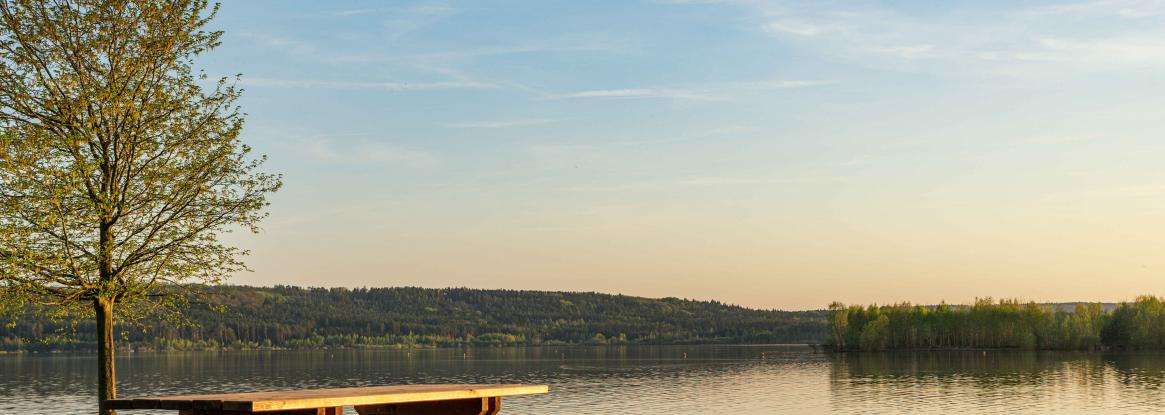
204, 0, 1165, 310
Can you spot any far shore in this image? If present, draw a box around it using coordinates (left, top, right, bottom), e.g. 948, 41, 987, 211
1, 343, 819, 355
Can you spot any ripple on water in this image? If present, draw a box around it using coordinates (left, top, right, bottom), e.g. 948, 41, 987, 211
6, 347, 1165, 414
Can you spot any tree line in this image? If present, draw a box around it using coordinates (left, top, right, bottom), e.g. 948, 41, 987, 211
828, 296, 1165, 351
1, 285, 828, 351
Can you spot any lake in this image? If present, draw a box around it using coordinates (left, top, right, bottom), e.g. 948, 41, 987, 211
5, 345, 1165, 414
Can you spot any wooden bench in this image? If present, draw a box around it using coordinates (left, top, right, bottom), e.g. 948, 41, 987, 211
107, 384, 549, 415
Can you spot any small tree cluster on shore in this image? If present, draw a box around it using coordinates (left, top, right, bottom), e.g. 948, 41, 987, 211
828, 296, 1165, 351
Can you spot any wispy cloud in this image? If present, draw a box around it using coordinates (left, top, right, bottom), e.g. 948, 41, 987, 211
234, 30, 629, 101
551, 88, 715, 100
356, 145, 439, 168
445, 118, 560, 129
237, 32, 318, 57
670, 0, 1165, 76
649, 0, 735, 4
322, 2, 459, 40
555, 174, 840, 193
292, 135, 438, 169
395, 38, 634, 62
549, 79, 836, 100
967, 36, 1165, 69
764, 19, 841, 37
330, 8, 380, 17
331, 4, 456, 17
1032, 36, 1165, 64
243, 31, 633, 66
677, 175, 839, 186
867, 44, 936, 59
1026, 0, 1165, 18
747, 4, 984, 68
239, 77, 499, 92
745, 79, 839, 89
382, 4, 459, 41
1019, 134, 1099, 146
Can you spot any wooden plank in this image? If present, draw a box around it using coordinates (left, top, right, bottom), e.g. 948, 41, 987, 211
109, 384, 548, 412
245, 384, 542, 412
173, 409, 341, 415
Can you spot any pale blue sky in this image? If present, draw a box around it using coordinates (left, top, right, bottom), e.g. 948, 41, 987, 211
210, 0, 1165, 309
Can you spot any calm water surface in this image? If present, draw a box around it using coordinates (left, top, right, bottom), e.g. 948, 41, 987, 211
5, 345, 1165, 414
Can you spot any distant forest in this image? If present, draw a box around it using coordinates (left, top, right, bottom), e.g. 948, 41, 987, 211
828, 296, 1165, 351
0, 285, 828, 352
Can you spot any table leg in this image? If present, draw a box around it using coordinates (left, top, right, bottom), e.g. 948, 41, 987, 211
485, 397, 501, 415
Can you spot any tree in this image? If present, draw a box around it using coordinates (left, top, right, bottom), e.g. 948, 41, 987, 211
858, 314, 889, 351
0, 1, 280, 414
828, 301, 848, 350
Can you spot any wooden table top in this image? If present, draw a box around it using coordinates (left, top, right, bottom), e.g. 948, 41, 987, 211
107, 384, 549, 412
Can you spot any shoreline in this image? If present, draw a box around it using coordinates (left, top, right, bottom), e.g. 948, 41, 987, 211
0, 343, 817, 355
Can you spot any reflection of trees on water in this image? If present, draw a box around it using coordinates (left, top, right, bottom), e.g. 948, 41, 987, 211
8, 346, 831, 414
1103, 352, 1165, 389
6, 346, 811, 398
20, 347, 1165, 414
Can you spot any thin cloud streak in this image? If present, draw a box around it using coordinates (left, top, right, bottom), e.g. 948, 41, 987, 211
445, 119, 560, 129
1024, 0, 1165, 18
677, 175, 842, 186
239, 77, 499, 92
765, 19, 841, 37
291, 136, 439, 169
237, 32, 317, 56
330, 4, 456, 17
549, 79, 837, 100
671, 0, 1165, 76
556, 175, 843, 193
551, 88, 715, 100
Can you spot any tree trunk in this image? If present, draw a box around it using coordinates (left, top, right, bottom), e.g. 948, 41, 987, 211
95, 297, 117, 415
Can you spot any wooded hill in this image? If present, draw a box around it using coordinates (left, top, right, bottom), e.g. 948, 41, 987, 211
1, 285, 828, 351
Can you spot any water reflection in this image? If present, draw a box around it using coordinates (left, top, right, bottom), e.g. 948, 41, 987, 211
7, 347, 1165, 414
829, 351, 1165, 414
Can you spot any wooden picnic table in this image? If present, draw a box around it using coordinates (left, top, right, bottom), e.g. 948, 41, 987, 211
107, 384, 549, 415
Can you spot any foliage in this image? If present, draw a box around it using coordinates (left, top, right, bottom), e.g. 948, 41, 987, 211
0, 0, 279, 322
0, 285, 829, 351
0, 1, 278, 413
1101, 296, 1165, 349
825, 297, 1165, 351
